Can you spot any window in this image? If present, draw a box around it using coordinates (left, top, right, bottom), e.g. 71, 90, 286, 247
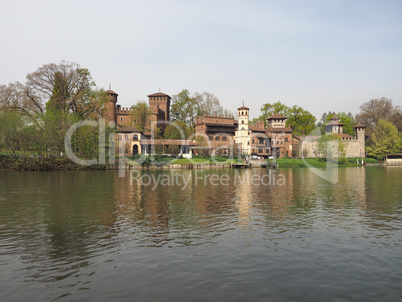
281, 140, 284, 145
252, 139, 255, 144
285, 137, 288, 142
248, 132, 250, 135
120, 117, 123, 122
209, 136, 213, 141
222, 136, 227, 141
258, 148, 262, 154
133, 134, 138, 140
215, 136, 220, 141
266, 149, 269, 153
247, 142, 250, 145
276, 140, 279, 145
125, 135, 129, 140
118, 135, 122, 140
242, 120, 244, 124
259, 138, 264, 145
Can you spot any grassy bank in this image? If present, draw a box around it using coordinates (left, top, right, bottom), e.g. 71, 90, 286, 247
275, 158, 379, 168
0, 155, 107, 171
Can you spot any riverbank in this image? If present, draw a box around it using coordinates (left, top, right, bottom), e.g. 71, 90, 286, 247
0, 156, 107, 171
274, 158, 379, 168
0, 155, 380, 171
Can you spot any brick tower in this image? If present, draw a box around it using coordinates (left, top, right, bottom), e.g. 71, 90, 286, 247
104, 89, 118, 127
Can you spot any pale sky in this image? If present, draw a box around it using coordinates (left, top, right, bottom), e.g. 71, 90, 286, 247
1, 0, 401, 120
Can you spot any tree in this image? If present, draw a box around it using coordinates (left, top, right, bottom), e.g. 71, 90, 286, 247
0, 61, 106, 121
286, 105, 316, 136
252, 101, 290, 124
319, 112, 355, 136
366, 119, 401, 159
355, 97, 402, 137
129, 101, 152, 131
164, 121, 191, 140
171, 89, 198, 127
193, 92, 221, 116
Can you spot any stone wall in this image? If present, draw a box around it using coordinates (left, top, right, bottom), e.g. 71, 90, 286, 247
299, 137, 365, 158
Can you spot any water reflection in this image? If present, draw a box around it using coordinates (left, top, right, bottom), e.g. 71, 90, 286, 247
0, 167, 401, 301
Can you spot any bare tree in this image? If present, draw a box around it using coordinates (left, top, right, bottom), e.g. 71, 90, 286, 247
0, 61, 105, 120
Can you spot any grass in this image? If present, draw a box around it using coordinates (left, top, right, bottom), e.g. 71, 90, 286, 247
274, 157, 379, 168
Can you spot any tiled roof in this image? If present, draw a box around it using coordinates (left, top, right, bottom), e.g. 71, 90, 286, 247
237, 106, 249, 110
354, 123, 366, 128
147, 92, 170, 97
266, 114, 287, 120
266, 127, 293, 132
105, 89, 118, 95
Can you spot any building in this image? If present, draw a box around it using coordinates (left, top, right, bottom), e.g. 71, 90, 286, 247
299, 117, 366, 158
104, 90, 171, 131
116, 126, 196, 158
194, 114, 238, 155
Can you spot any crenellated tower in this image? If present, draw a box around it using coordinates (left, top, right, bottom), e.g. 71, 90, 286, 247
104, 89, 118, 127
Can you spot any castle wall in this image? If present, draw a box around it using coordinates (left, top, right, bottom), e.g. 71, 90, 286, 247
299, 137, 365, 158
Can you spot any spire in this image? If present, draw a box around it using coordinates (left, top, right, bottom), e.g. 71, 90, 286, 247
109, 83, 111, 90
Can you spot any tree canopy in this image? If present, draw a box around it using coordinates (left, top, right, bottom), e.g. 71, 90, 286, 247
129, 101, 152, 131
0, 61, 107, 120
170, 89, 232, 127
252, 101, 316, 136
366, 119, 401, 159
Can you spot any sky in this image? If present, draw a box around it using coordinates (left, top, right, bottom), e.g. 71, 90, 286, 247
1, 0, 401, 120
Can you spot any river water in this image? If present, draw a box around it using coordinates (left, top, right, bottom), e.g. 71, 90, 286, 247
0, 167, 401, 301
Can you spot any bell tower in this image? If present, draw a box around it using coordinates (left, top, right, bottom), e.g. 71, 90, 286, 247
235, 104, 251, 155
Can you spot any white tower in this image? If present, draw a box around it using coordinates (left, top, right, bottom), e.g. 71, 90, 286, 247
235, 105, 251, 155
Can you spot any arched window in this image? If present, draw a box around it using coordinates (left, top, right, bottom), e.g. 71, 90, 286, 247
242, 120, 244, 124
133, 134, 138, 140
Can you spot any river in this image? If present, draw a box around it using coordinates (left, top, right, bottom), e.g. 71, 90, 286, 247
0, 167, 401, 301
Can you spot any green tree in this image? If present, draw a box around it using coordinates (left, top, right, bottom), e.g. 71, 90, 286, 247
286, 105, 316, 136
129, 101, 152, 131
366, 119, 401, 159
164, 121, 191, 140
171, 89, 198, 127
252, 101, 290, 124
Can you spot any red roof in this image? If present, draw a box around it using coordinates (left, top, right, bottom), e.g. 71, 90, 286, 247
147, 92, 171, 97
237, 106, 249, 110
266, 127, 293, 133
266, 114, 287, 120
354, 123, 366, 128
105, 89, 118, 95
330, 116, 340, 120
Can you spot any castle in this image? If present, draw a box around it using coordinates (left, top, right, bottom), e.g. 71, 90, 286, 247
299, 116, 366, 158
104, 89, 171, 131
104, 90, 366, 158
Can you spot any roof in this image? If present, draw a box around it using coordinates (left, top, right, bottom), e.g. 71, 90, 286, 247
205, 123, 236, 127
140, 139, 198, 146
237, 106, 249, 110
354, 123, 366, 128
330, 116, 340, 120
324, 122, 345, 126
249, 126, 266, 132
266, 114, 287, 120
266, 127, 293, 133
147, 92, 171, 97
116, 126, 143, 133
105, 89, 118, 95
